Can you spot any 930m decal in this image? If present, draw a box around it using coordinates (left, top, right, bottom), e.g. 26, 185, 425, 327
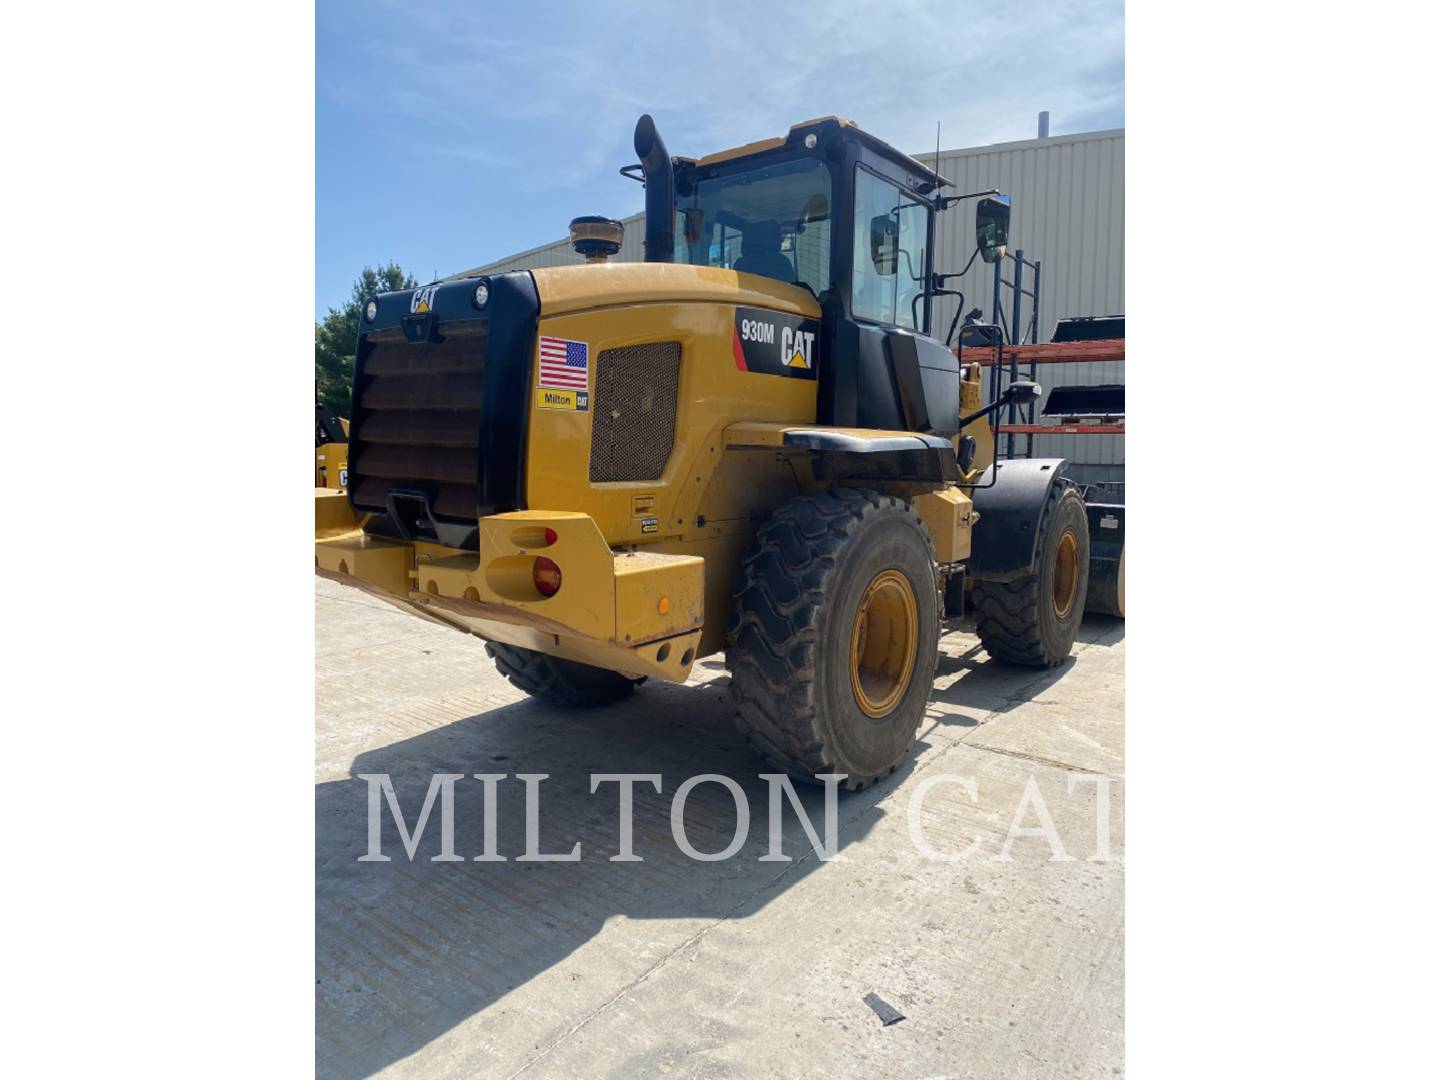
732, 307, 819, 379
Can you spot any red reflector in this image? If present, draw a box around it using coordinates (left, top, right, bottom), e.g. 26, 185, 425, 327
544, 527, 558, 545
533, 556, 562, 597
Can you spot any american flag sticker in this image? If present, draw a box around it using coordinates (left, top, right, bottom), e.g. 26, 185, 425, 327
538, 336, 589, 390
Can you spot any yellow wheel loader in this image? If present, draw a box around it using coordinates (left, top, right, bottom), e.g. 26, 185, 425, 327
316, 115, 1090, 788
315, 402, 349, 490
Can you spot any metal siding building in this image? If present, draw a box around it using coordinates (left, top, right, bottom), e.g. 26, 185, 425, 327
467, 211, 647, 273
931, 129, 1124, 476
459, 128, 1124, 475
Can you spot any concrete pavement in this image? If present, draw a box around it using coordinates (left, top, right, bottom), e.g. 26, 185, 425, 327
316, 576, 1124, 1078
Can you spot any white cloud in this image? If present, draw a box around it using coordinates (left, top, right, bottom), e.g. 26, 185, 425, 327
322, 0, 1123, 190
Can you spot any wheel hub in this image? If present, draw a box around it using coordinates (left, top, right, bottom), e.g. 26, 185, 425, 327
1052, 529, 1079, 619
849, 570, 919, 718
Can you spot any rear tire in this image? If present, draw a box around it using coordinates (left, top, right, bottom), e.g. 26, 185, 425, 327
485, 641, 643, 707
972, 482, 1090, 667
727, 488, 940, 790
1086, 544, 1125, 618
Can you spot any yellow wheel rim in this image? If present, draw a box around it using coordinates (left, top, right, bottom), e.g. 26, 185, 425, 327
1052, 530, 1080, 619
849, 569, 919, 718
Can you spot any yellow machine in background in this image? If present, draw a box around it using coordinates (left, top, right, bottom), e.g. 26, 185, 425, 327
317, 115, 1090, 787
315, 403, 348, 491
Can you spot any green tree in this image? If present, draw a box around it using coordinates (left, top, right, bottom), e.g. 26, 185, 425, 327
315, 263, 418, 415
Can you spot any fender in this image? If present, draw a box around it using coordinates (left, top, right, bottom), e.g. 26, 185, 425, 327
723, 422, 960, 483
967, 458, 1069, 582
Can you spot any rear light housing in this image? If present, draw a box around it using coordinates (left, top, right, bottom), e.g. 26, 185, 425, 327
533, 556, 562, 597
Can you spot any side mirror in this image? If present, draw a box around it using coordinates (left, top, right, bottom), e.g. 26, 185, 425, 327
956, 378, 1042, 430
1004, 378, 1041, 405
975, 194, 1011, 264
870, 214, 899, 275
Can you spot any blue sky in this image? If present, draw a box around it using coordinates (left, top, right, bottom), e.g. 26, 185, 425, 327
316, 0, 1123, 318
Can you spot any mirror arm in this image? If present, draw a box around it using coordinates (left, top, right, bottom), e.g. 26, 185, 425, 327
957, 395, 1012, 431
956, 383, 1040, 489
958, 382, 1038, 429
938, 188, 1001, 210
956, 396, 1009, 489
936, 245, 983, 286
907, 243, 985, 339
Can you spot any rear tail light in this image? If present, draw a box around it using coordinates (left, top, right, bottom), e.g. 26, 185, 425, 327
533, 556, 562, 597
544, 527, 558, 545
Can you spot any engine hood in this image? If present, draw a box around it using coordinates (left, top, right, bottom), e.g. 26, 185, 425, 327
529, 262, 821, 319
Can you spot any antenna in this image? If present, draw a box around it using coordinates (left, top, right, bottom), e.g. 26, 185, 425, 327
933, 121, 943, 331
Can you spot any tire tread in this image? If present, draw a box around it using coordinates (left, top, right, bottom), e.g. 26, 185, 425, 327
972, 482, 1086, 668
727, 488, 935, 790
485, 641, 640, 707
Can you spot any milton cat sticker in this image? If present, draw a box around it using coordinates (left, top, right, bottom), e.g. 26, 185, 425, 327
732, 307, 820, 379
536, 387, 590, 411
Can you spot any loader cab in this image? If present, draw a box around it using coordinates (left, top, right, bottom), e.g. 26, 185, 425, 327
671, 117, 945, 328
662, 116, 996, 437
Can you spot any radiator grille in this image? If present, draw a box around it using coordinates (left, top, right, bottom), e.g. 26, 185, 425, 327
589, 342, 681, 482
349, 329, 486, 524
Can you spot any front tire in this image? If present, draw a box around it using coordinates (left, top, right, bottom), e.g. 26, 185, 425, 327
727, 489, 940, 789
971, 482, 1090, 667
485, 642, 643, 707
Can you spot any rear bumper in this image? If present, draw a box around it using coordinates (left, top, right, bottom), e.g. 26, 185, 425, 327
315, 492, 704, 682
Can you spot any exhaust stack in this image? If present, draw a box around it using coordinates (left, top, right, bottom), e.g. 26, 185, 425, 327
633, 114, 674, 263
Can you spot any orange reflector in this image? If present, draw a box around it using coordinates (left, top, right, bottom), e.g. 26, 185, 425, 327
533, 556, 562, 597
658, 596, 671, 615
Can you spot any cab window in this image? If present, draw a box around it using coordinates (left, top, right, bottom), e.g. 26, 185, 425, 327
673, 157, 832, 296
851, 167, 929, 330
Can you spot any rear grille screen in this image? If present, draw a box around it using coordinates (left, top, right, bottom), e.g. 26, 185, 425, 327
349, 329, 486, 522
589, 342, 681, 482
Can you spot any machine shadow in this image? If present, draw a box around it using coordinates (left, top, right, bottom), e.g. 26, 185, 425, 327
927, 614, 1124, 719
315, 674, 906, 1078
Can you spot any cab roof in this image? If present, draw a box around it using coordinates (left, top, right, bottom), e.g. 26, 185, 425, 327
677, 116, 952, 192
